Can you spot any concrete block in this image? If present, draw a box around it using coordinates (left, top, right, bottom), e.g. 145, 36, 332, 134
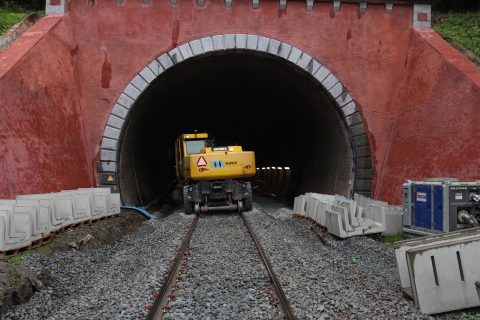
325, 209, 348, 238
45, 0, 66, 14
235, 34, 247, 49
111, 103, 129, 119
306, 197, 319, 220
279, 0, 286, 10
168, 47, 183, 64
322, 73, 338, 91
15, 200, 51, 237
158, 54, 174, 70
350, 123, 366, 137
17, 194, 63, 231
328, 82, 344, 100
178, 43, 194, 60
53, 195, 75, 227
79, 188, 111, 217
333, 1, 340, 12
359, 2, 367, 14
247, 35, 258, 50
200, 37, 214, 53
212, 35, 225, 51
336, 92, 353, 107
394, 228, 480, 292
314, 66, 330, 83
353, 134, 369, 147
101, 137, 118, 151
109, 193, 121, 215
103, 126, 121, 141
288, 47, 302, 64
106, 114, 124, 130
306, 0, 313, 11
117, 93, 135, 110
293, 195, 306, 216
124, 83, 141, 100
267, 39, 281, 55
385, 3, 393, 15
147, 59, 163, 76
225, 0, 232, 7
101, 149, 116, 162
98, 161, 116, 173
354, 145, 370, 157
346, 112, 363, 127
0, 205, 32, 251
60, 191, 93, 222
131, 74, 149, 92
252, 0, 259, 9
383, 206, 402, 235
407, 234, 480, 314
139, 66, 156, 83
278, 43, 292, 60
224, 34, 236, 49
257, 36, 270, 52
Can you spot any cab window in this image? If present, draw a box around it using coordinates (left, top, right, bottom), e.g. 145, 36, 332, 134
185, 140, 206, 155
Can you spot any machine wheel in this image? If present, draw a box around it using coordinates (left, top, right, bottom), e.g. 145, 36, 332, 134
183, 186, 194, 214
243, 182, 253, 211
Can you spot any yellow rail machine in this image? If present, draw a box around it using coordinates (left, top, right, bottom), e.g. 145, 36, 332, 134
174, 133, 256, 213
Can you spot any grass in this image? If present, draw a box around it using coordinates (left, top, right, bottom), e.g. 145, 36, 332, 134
433, 11, 480, 57
381, 232, 406, 245
0, 5, 28, 34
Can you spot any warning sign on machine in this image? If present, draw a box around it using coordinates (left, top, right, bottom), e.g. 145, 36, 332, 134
197, 156, 207, 167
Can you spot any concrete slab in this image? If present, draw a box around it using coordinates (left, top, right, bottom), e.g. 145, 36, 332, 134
407, 235, 480, 314
17, 194, 63, 231
394, 227, 480, 292
15, 200, 51, 237
0, 205, 32, 251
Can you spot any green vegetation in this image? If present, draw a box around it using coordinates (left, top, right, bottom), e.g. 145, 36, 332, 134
433, 11, 480, 57
0, 0, 44, 35
460, 311, 480, 320
0, 6, 28, 34
381, 232, 406, 245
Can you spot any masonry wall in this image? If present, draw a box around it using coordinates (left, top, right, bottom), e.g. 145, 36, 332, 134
0, 16, 93, 198
376, 29, 480, 203
67, 0, 414, 197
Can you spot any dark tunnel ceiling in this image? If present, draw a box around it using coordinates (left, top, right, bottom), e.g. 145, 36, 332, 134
119, 51, 353, 205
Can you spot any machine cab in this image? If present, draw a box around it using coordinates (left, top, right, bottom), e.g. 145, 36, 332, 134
175, 133, 211, 181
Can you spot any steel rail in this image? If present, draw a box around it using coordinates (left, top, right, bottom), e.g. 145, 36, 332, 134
240, 212, 297, 320
146, 215, 199, 320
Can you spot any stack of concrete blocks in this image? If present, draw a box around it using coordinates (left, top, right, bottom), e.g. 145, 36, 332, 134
0, 188, 121, 253
293, 193, 402, 238
395, 227, 480, 314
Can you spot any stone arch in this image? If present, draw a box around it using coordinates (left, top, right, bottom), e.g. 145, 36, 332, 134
98, 34, 372, 198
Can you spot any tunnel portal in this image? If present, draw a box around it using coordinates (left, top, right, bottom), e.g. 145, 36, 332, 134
116, 49, 363, 206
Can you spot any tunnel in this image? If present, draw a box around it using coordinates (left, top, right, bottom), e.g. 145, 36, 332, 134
118, 50, 356, 206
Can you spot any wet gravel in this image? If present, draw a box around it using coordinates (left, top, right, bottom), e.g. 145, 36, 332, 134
245, 205, 435, 320
3, 212, 193, 320
164, 213, 281, 320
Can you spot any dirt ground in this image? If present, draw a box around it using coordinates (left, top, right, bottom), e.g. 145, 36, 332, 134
0, 211, 146, 315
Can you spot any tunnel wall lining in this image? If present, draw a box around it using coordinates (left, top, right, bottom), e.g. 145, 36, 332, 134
97, 34, 373, 198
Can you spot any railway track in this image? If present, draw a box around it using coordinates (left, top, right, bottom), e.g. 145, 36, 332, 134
146, 211, 297, 320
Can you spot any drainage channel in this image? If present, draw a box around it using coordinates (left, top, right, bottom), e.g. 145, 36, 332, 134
147, 212, 296, 320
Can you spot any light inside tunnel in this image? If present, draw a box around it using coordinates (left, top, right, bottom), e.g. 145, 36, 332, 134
118, 51, 354, 206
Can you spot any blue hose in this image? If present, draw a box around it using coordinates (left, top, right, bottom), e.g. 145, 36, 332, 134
120, 206, 152, 219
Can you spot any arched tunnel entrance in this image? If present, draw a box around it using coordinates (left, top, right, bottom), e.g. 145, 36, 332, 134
100, 37, 372, 207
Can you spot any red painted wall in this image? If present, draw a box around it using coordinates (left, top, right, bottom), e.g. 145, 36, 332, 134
67, 0, 413, 195
0, 16, 93, 198
1, 1, 478, 203
376, 29, 480, 203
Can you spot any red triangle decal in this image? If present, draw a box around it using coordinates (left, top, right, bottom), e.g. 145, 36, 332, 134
197, 156, 207, 167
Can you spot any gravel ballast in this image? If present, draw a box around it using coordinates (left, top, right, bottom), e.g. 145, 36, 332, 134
3, 211, 193, 320
164, 213, 282, 320
245, 204, 476, 320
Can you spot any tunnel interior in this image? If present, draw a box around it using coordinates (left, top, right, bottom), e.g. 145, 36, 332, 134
119, 51, 354, 206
